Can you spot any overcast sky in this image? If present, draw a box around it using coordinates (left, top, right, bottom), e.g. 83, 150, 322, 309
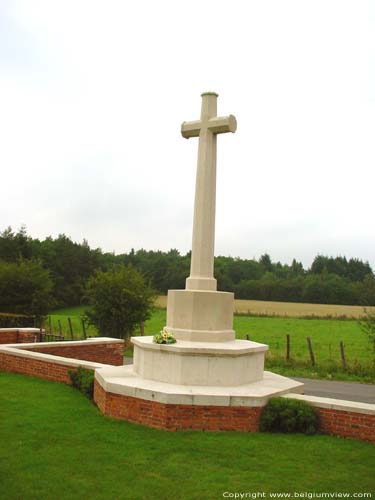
1, 0, 374, 268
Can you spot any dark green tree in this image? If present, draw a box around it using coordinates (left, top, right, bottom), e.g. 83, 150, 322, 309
259, 253, 273, 273
84, 265, 155, 339
0, 259, 54, 321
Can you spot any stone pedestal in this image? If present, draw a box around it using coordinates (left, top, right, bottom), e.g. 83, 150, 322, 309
166, 289, 235, 342
132, 336, 267, 386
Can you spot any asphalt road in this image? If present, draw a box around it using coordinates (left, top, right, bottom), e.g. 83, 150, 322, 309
292, 377, 375, 404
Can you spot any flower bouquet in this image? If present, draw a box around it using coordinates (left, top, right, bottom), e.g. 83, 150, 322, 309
153, 327, 177, 345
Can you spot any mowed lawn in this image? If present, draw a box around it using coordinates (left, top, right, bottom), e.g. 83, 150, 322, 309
1, 372, 374, 500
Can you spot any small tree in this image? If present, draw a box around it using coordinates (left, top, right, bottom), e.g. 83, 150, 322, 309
0, 258, 54, 323
84, 265, 155, 339
359, 308, 375, 368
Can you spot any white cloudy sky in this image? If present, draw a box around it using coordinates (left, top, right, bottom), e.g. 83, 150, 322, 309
1, 0, 374, 268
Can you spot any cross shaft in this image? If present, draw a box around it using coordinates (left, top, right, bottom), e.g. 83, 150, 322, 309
182, 92, 237, 292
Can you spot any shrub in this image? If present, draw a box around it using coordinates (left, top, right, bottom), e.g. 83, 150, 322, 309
259, 397, 319, 435
68, 367, 95, 399
359, 308, 375, 368
84, 265, 155, 340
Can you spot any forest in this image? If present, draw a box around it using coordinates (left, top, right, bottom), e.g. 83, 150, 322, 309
0, 226, 374, 309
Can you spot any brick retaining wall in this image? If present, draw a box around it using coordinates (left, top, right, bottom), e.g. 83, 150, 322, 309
0, 329, 40, 344
94, 380, 375, 440
0, 338, 125, 385
0, 350, 78, 384
318, 407, 375, 442
94, 380, 262, 431
22, 342, 124, 366
284, 394, 375, 443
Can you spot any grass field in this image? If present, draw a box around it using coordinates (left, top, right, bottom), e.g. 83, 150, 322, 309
1, 372, 374, 500
155, 296, 375, 318
48, 305, 375, 382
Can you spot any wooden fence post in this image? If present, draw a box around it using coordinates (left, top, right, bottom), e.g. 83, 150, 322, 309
339, 341, 347, 370
286, 334, 290, 361
58, 320, 63, 337
246, 334, 250, 341
81, 319, 87, 340
306, 337, 315, 366
48, 316, 52, 334
68, 318, 74, 340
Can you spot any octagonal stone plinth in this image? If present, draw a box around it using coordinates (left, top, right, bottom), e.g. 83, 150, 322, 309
132, 336, 268, 386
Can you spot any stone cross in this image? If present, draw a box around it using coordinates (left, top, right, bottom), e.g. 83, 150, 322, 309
182, 92, 237, 292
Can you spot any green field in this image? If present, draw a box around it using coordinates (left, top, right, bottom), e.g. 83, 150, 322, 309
48, 306, 103, 339
48, 306, 375, 382
1, 372, 374, 500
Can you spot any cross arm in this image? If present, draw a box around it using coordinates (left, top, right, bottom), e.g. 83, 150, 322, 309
208, 115, 237, 134
181, 120, 202, 139
181, 115, 237, 139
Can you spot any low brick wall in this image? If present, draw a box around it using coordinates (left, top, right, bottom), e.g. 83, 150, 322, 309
0, 350, 81, 384
0, 338, 125, 385
94, 380, 262, 431
0, 328, 40, 344
319, 408, 375, 442
22, 342, 124, 366
284, 394, 375, 443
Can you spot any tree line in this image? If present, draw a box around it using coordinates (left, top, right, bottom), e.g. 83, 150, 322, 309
0, 226, 374, 313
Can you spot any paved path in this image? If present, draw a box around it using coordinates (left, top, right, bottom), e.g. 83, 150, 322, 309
292, 377, 375, 404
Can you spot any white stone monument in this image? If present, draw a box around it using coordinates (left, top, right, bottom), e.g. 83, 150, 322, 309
95, 93, 303, 419
166, 92, 236, 343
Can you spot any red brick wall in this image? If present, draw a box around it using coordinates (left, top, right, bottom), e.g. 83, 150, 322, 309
317, 407, 375, 442
18, 331, 38, 343
0, 340, 124, 385
94, 381, 375, 440
0, 330, 38, 344
94, 380, 262, 431
22, 342, 124, 366
0, 332, 18, 344
0, 351, 78, 384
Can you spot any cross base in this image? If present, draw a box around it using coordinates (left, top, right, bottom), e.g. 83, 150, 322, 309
166, 289, 235, 342
185, 276, 217, 291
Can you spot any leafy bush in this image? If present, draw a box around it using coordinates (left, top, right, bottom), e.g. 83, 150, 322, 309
68, 367, 95, 399
84, 265, 155, 340
359, 308, 375, 368
259, 397, 319, 435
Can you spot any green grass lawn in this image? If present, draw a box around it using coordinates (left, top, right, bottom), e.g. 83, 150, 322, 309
144, 309, 372, 362
0, 372, 374, 500
48, 307, 375, 382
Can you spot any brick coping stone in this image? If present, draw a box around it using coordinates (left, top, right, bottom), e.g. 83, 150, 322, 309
0, 328, 42, 332
282, 393, 375, 416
